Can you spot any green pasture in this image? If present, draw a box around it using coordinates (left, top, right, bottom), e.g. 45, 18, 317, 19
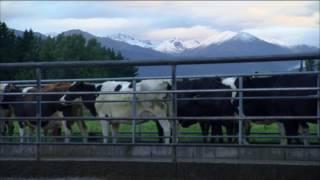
9, 119, 319, 144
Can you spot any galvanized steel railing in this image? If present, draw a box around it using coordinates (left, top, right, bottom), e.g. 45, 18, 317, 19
0, 53, 320, 149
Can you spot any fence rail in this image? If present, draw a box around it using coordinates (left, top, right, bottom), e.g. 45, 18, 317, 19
1, 53, 320, 153
0, 53, 318, 69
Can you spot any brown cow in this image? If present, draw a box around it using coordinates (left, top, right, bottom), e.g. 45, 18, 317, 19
1, 83, 87, 143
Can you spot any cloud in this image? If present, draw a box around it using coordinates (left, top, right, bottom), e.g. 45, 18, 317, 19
6, 17, 153, 36
145, 26, 222, 41
244, 26, 320, 47
1, 1, 319, 46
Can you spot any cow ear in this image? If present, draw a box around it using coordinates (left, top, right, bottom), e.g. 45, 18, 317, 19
166, 83, 172, 90
77, 81, 84, 86
5, 83, 16, 92
7, 83, 15, 90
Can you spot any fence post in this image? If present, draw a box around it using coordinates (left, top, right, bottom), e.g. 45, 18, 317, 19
131, 79, 137, 144
238, 77, 244, 145
35, 67, 42, 161
171, 65, 177, 162
317, 73, 320, 140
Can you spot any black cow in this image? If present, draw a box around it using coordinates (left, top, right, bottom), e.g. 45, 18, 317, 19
176, 77, 238, 143
233, 74, 317, 144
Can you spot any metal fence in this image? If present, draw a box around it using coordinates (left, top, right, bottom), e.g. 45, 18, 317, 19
1, 53, 320, 147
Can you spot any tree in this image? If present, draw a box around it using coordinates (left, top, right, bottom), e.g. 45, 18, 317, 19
305, 59, 315, 71
0, 22, 17, 61
0, 22, 137, 80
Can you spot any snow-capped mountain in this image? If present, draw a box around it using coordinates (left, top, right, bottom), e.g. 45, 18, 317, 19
153, 38, 201, 54
182, 39, 201, 49
109, 33, 154, 49
184, 31, 294, 57
230, 32, 259, 42
46, 32, 58, 37
109, 34, 201, 54
201, 31, 237, 47
107, 31, 295, 55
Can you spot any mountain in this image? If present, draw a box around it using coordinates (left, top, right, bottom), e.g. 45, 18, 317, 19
200, 31, 237, 47
288, 45, 319, 53
109, 33, 154, 49
61, 29, 96, 40
59, 30, 318, 60
139, 32, 318, 77
12, 29, 47, 39
109, 34, 201, 54
184, 32, 294, 57
10, 27, 319, 77
154, 38, 201, 54
60, 30, 170, 60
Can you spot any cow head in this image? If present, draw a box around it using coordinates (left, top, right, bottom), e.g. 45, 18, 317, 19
1, 84, 21, 109
60, 81, 96, 104
60, 82, 83, 105
60, 81, 98, 116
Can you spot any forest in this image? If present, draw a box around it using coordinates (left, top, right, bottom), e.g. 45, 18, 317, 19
0, 22, 137, 80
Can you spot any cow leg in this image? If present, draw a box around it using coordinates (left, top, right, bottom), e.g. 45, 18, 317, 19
99, 113, 109, 143
5, 109, 14, 137
71, 105, 88, 143
242, 121, 251, 145
111, 123, 119, 144
19, 128, 25, 143
226, 127, 233, 144
155, 121, 163, 143
61, 120, 71, 143
28, 125, 35, 143
211, 123, 223, 143
158, 120, 171, 144
0, 121, 5, 137
176, 124, 180, 143
299, 121, 309, 146
7, 121, 14, 136
77, 120, 88, 143
51, 125, 62, 142
284, 122, 300, 144
292, 122, 301, 144
155, 121, 164, 143
225, 122, 237, 144
278, 122, 287, 145
18, 122, 25, 143
200, 122, 209, 143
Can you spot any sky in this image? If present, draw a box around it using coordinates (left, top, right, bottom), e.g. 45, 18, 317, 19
1, 1, 319, 47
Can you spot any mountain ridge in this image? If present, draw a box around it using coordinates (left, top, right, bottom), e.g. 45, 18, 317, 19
10, 27, 319, 77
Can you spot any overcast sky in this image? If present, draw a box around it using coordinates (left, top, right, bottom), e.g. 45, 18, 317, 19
1, 1, 319, 47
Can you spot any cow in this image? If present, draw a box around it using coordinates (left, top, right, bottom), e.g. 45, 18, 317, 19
1, 83, 88, 143
0, 83, 14, 138
165, 77, 237, 143
60, 79, 172, 144
224, 74, 317, 145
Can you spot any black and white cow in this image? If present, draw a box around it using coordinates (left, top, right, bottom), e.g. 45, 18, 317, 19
60, 80, 172, 144
174, 77, 238, 143
224, 74, 317, 145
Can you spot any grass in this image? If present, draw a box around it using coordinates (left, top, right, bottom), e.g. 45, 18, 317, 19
9, 119, 319, 144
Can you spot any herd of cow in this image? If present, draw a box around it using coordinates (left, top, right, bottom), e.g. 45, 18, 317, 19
0, 74, 318, 145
